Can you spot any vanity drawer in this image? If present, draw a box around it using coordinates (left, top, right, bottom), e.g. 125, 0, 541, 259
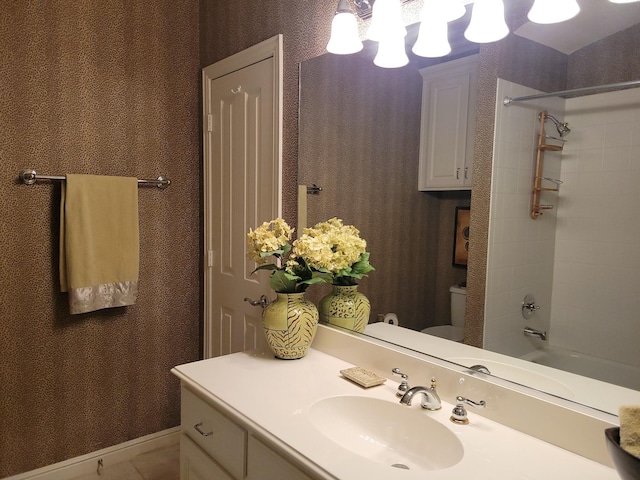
181, 387, 247, 480
246, 435, 315, 480
180, 434, 235, 480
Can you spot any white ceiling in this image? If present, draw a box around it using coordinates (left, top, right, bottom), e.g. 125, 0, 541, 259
514, 0, 640, 54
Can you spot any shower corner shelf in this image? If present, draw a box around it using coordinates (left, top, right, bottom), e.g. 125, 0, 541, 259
531, 111, 563, 219
538, 144, 563, 152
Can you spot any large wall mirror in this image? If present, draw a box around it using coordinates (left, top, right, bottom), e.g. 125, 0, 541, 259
298, 0, 640, 416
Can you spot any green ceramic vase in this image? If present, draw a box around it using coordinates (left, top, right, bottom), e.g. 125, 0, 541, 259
262, 292, 319, 359
318, 285, 371, 333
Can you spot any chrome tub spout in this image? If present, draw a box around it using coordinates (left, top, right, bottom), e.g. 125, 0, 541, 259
524, 326, 547, 340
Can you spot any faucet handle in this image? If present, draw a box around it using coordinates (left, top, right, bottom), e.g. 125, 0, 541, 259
450, 396, 486, 425
462, 396, 486, 409
392, 368, 409, 397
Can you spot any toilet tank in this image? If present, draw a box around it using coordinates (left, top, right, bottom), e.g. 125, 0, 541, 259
449, 285, 467, 328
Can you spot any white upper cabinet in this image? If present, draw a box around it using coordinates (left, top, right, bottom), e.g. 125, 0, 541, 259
418, 55, 479, 191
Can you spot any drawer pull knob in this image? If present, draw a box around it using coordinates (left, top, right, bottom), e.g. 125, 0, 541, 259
194, 422, 213, 437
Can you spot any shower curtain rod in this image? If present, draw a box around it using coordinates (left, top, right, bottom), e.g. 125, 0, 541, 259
503, 79, 640, 106
19, 169, 171, 189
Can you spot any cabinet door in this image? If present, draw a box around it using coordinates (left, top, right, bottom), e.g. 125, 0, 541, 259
246, 436, 315, 480
181, 387, 247, 480
418, 56, 478, 191
181, 435, 235, 480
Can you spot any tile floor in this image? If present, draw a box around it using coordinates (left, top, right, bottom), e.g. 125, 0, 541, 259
70, 444, 179, 480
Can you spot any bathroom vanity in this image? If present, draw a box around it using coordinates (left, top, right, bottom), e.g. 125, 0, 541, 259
178, 385, 315, 480
172, 326, 620, 480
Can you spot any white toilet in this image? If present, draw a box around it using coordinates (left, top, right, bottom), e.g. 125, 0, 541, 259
421, 285, 466, 342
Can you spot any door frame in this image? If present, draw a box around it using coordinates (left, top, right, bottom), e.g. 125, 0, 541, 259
202, 35, 283, 358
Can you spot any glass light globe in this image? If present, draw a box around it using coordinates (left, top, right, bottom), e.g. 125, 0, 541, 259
374, 34, 409, 68
528, 0, 580, 24
441, 0, 466, 21
327, 11, 364, 54
464, 0, 509, 43
412, 16, 451, 58
368, 0, 407, 42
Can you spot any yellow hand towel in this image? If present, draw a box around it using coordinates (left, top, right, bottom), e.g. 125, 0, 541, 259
60, 174, 139, 314
620, 405, 640, 458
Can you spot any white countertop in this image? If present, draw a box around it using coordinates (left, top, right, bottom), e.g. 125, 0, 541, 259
172, 348, 619, 480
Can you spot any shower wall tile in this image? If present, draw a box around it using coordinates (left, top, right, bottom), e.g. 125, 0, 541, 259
632, 124, 640, 145
552, 87, 640, 368
484, 79, 564, 358
604, 122, 634, 147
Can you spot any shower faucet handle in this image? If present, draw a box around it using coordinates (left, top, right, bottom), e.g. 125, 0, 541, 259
392, 368, 409, 397
521, 293, 540, 319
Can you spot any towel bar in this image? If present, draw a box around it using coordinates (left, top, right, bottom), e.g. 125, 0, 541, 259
19, 169, 171, 189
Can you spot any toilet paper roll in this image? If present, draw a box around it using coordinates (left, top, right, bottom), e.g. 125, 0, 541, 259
383, 313, 398, 326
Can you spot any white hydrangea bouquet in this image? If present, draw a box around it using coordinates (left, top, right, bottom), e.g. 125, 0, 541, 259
247, 218, 331, 293
293, 218, 374, 287
247, 217, 374, 293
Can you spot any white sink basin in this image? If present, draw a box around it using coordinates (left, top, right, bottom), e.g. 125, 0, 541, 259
308, 395, 463, 472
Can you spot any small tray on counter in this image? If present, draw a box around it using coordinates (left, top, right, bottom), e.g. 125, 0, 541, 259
340, 367, 386, 388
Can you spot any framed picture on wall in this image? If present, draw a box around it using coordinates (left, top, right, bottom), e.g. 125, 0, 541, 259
453, 206, 470, 268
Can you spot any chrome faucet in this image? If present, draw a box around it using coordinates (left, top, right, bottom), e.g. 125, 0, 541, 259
399, 378, 441, 410
524, 326, 547, 340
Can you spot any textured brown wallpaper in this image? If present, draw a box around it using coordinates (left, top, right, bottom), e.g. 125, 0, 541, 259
0, 1, 200, 476
567, 22, 640, 89
200, 0, 340, 228
298, 52, 469, 331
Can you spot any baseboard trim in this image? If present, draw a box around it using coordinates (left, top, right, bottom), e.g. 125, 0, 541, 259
5, 427, 180, 480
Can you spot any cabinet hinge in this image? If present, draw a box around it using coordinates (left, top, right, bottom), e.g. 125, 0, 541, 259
207, 250, 214, 268
207, 114, 214, 132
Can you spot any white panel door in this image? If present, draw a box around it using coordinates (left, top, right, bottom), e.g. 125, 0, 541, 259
203, 36, 282, 358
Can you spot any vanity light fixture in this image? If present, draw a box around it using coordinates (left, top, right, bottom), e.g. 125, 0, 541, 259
327, 0, 364, 54
332, 0, 636, 66
527, 0, 580, 24
464, 0, 509, 43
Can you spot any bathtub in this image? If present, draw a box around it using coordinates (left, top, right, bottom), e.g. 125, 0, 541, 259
520, 345, 640, 391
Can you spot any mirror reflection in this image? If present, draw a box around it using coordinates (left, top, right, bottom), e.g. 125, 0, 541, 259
299, 0, 640, 415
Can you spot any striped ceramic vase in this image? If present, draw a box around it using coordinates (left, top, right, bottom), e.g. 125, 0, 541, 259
263, 292, 318, 359
318, 285, 371, 333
